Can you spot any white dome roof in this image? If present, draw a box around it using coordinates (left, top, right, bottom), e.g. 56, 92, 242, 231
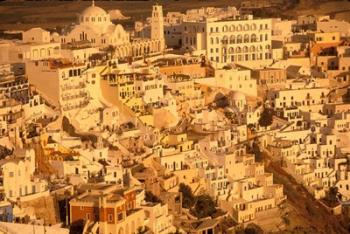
81, 5, 107, 17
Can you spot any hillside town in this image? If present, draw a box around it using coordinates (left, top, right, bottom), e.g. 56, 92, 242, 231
0, 0, 350, 233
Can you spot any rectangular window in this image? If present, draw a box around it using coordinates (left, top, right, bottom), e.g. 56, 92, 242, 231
108, 214, 113, 222
118, 212, 123, 221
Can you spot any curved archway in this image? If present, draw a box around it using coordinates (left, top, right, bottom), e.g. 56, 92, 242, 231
138, 46, 143, 56
132, 46, 138, 57
237, 35, 242, 43
47, 47, 52, 56
222, 36, 228, 44
40, 48, 46, 57
229, 35, 235, 44
244, 24, 250, 31
251, 34, 257, 42
244, 34, 250, 43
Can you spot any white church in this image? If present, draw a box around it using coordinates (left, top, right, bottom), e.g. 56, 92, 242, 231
54, 1, 165, 59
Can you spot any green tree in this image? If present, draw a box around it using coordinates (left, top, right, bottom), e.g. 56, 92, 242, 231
327, 186, 341, 205
179, 183, 195, 208
258, 108, 273, 127
106, 45, 116, 59
215, 93, 229, 108
191, 194, 216, 218
252, 141, 262, 162
244, 223, 264, 234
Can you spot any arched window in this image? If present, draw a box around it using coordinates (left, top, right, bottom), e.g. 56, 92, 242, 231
244, 34, 250, 43
230, 35, 236, 44
230, 25, 235, 32
237, 35, 242, 43
244, 24, 250, 31
222, 36, 228, 44
229, 47, 234, 53
243, 46, 248, 53
216, 37, 220, 44
251, 34, 257, 42
210, 37, 214, 45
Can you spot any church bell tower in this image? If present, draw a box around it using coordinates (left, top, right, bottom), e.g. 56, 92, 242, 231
151, 4, 165, 51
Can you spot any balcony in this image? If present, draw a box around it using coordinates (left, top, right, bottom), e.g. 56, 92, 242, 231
61, 83, 86, 91
61, 92, 88, 101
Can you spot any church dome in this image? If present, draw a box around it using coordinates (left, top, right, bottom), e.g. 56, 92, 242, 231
78, 2, 112, 31
81, 5, 107, 17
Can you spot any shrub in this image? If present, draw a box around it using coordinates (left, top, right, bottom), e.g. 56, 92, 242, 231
179, 183, 195, 208
258, 108, 273, 127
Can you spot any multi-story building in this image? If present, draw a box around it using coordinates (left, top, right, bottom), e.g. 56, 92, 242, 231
0, 149, 48, 201
267, 82, 328, 110
26, 59, 89, 115
69, 184, 145, 234
252, 67, 286, 98
181, 15, 272, 67
142, 202, 176, 234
